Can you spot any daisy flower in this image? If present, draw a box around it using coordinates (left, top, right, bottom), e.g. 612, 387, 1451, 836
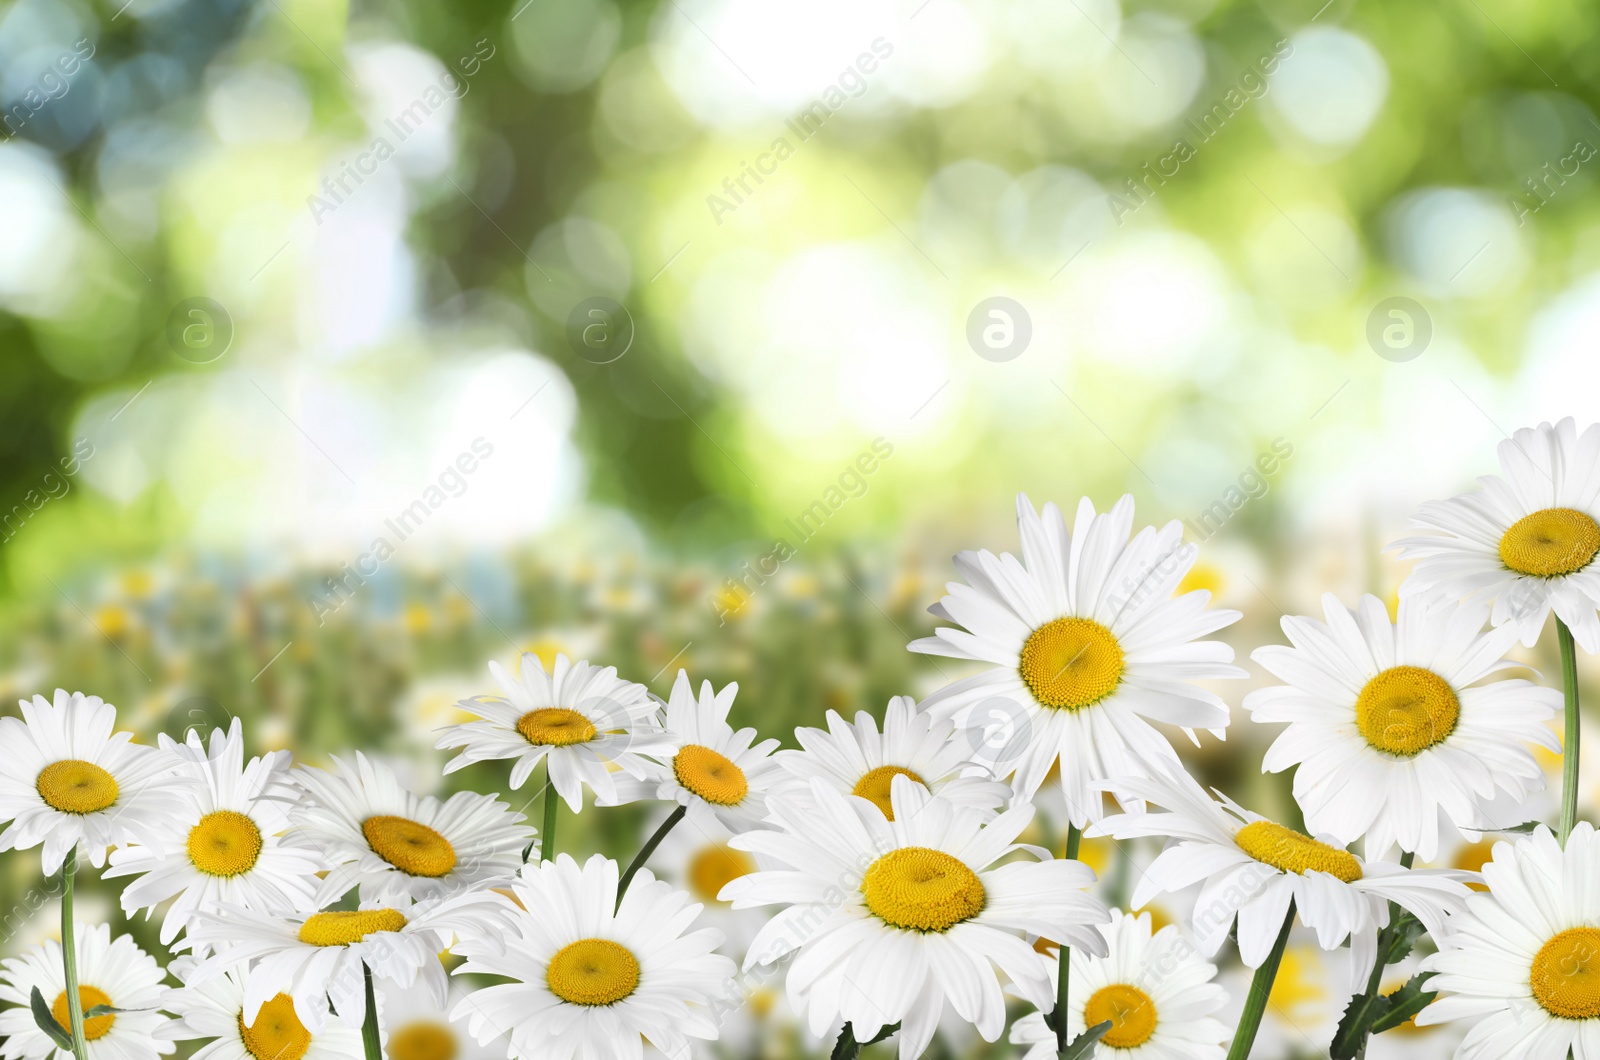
1392, 417, 1600, 651
185, 895, 510, 1032
449, 853, 736, 1060
601, 671, 782, 832
1095, 765, 1473, 991
721, 776, 1111, 1059
288, 751, 533, 905
377, 975, 502, 1060
104, 719, 323, 945
158, 958, 362, 1060
0, 923, 170, 1060
1417, 823, 1600, 1058
910, 494, 1245, 826
774, 695, 1011, 821
1009, 910, 1229, 1060
436, 653, 670, 811
0, 690, 192, 874
1244, 592, 1561, 861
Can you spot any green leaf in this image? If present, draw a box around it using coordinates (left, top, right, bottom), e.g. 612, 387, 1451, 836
861, 1022, 900, 1046
1383, 913, 1428, 966
1330, 989, 1389, 1059
1372, 972, 1437, 1034
1497, 821, 1543, 833
29, 987, 73, 1051
84, 1004, 126, 1017
1059, 1019, 1113, 1060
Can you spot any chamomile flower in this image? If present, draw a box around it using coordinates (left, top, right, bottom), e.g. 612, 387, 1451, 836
0, 690, 192, 874
774, 695, 1011, 821
602, 671, 782, 832
185, 895, 510, 1032
1418, 823, 1600, 1058
104, 719, 322, 945
449, 853, 736, 1060
436, 653, 670, 811
158, 958, 362, 1060
910, 494, 1244, 826
643, 805, 767, 959
722, 776, 1110, 1060
1009, 910, 1229, 1060
0, 923, 170, 1060
1244, 593, 1562, 861
288, 751, 532, 905
1392, 417, 1600, 651
378, 976, 502, 1060
1095, 766, 1472, 991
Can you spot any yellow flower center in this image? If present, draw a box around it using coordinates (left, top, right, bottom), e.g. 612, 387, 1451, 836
1499, 507, 1600, 577
861, 847, 986, 933
851, 765, 927, 821
1235, 820, 1362, 882
187, 810, 264, 877
1083, 983, 1158, 1048
297, 908, 408, 947
51, 986, 114, 1041
1354, 666, 1460, 757
239, 994, 312, 1060
362, 815, 458, 878
515, 707, 597, 747
1018, 617, 1125, 710
388, 1021, 459, 1060
1452, 838, 1495, 892
672, 744, 749, 806
1530, 927, 1600, 1019
687, 843, 756, 903
36, 760, 119, 814
545, 938, 641, 1006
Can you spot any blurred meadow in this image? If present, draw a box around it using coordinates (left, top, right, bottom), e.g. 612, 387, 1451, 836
3, 0, 1600, 1055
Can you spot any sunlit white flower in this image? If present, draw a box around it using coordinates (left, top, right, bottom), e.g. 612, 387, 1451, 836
0, 690, 193, 875
1095, 765, 1473, 991
186, 895, 510, 1032
722, 776, 1110, 1059
105, 719, 322, 945
602, 671, 782, 832
436, 653, 669, 811
1009, 910, 1229, 1060
1244, 592, 1561, 861
158, 957, 362, 1060
774, 695, 1011, 821
642, 805, 767, 959
0, 923, 170, 1060
911, 494, 1244, 826
1392, 417, 1600, 651
1418, 823, 1600, 1058
450, 853, 736, 1060
288, 751, 532, 905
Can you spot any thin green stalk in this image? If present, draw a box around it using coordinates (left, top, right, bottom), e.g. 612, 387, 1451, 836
617, 805, 686, 911
361, 962, 381, 1060
1055, 824, 1082, 1054
1558, 617, 1581, 847
1224, 899, 1296, 1060
541, 761, 559, 863
60, 847, 87, 1060
1361, 850, 1415, 999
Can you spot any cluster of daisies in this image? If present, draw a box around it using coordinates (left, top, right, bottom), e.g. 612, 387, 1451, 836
2, 417, 1600, 1060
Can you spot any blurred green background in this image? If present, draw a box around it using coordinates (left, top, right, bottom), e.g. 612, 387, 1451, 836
3, 0, 1600, 1055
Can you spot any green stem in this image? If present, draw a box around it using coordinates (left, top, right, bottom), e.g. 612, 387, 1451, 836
1224, 899, 1296, 1060
1054, 824, 1082, 1054
541, 760, 559, 863
617, 805, 686, 911
60, 847, 87, 1060
361, 962, 382, 1060
1361, 850, 1415, 999
1558, 617, 1581, 847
